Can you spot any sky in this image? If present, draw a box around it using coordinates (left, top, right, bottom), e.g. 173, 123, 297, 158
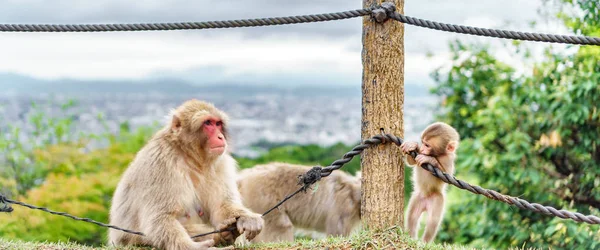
0, 0, 571, 87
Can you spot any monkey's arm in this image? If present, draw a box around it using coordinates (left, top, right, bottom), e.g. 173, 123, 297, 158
219, 183, 263, 240
215, 187, 264, 241
211, 156, 264, 241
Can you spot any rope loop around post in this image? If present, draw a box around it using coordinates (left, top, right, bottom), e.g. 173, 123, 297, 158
380, 2, 397, 15
297, 166, 324, 188
371, 2, 396, 23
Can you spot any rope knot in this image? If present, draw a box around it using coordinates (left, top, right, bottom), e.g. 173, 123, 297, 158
297, 166, 323, 190
0, 194, 13, 213
381, 2, 397, 14
379, 128, 388, 144
372, 2, 396, 23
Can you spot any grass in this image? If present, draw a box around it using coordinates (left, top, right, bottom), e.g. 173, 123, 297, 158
0, 238, 101, 250
242, 226, 473, 250
0, 238, 148, 250
0, 227, 472, 250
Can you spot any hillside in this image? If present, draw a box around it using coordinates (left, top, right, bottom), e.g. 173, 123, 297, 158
0, 72, 430, 97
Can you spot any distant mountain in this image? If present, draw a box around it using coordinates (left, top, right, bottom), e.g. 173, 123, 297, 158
0, 72, 430, 97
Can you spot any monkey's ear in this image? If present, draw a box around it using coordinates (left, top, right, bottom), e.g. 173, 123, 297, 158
446, 141, 457, 153
171, 114, 182, 130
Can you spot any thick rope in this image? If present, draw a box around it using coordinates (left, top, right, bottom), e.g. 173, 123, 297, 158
0, 8, 373, 32
0, 3, 598, 47
389, 12, 600, 46
409, 151, 600, 224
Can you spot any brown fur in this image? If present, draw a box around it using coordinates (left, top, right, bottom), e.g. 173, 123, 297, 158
401, 122, 459, 243
108, 99, 263, 250
236, 163, 361, 243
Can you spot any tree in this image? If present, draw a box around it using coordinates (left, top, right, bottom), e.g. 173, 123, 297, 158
431, 1, 600, 248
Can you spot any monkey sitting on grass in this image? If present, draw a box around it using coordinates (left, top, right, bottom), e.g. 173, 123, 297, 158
236, 162, 362, 243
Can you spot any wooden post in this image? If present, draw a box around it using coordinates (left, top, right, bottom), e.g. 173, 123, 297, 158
361, 0, 405, 230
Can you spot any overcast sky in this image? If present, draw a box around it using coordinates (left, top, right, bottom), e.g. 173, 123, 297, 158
0, 0, 571, 86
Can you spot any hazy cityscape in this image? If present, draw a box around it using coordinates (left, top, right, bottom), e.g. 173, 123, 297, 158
0, 88, 436, 158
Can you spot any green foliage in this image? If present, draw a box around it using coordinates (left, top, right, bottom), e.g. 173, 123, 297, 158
237, 142, 361, 174
557, 0, 600, 37
0, 102, 155, 246
2, 172, 116, 245
431, 1, 600, 248
0, 99, 81, 195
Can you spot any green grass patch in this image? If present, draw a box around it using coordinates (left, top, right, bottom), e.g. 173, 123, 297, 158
0, 237, 151, 250
1, 227, 473, 250
241, 226, 472, 250
0, 237, 103, 250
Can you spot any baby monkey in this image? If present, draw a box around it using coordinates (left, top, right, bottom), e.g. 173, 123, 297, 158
400, 122, 459, 243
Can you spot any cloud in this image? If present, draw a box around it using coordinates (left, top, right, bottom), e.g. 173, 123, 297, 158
0, 32, 361, 80
0, 0, 564, 84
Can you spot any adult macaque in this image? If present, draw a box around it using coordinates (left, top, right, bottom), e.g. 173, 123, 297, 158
236, 163, 362, 243
400, 122, 459, 243
108, 99, 263, 250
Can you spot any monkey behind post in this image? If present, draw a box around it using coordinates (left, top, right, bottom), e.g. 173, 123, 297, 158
400, 122, 459, 243
236, 162, 362, 243
108, 99, 263, 250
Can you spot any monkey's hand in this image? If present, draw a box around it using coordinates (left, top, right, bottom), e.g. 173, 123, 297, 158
236, 212, 264, 241
400, 141, 419, 154
213, 217, 239, 246
415, 154, 439, 168
401, 141, 419, 165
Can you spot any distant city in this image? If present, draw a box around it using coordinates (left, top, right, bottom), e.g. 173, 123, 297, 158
0, 80, 437, 158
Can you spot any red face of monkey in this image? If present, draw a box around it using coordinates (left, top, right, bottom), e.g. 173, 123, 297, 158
202, 117, 226, 155
170, 99, 230, 159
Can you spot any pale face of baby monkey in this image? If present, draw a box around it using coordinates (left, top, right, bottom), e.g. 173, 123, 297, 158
400, 122, 459, 243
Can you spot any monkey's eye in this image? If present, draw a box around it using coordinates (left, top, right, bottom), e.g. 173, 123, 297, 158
204, 120, 212, 126
216, 121, 223, 126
